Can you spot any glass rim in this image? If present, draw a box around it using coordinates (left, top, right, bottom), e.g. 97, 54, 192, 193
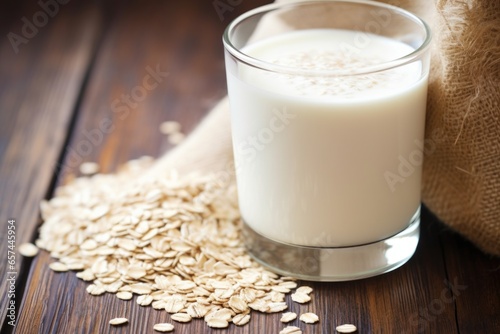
222, 0, 432, 77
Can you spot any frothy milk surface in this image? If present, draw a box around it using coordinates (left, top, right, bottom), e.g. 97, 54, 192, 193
227, 29, 427, 247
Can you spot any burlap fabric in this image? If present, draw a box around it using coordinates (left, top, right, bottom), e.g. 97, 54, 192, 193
151, 0, 500, 255
384, 0, 500, 256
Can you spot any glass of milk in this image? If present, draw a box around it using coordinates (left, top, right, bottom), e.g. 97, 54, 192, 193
223, 0, 431, 281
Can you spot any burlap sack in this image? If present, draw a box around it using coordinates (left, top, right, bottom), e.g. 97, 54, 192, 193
150, 0, 500, 255
385, 0, 500, 256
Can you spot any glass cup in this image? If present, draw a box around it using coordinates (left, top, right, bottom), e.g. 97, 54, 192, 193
223, 0, 431, 281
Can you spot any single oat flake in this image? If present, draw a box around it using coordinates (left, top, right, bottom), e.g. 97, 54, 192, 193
171, 313, 192, 323
280, 312, 297, 323
291, 292, 311, 304
109, 317, 128, 326
296, 286, 313, 295
206, 318, 229, 329
19, 243, 39, 257
232, 313, 251, 326
86, 284, 105, 296
79, 162, 100, 175
280, 326, 302, 334
116, 291, 133, 300
49, 262, 68, 272
159, 121, 181, 135
136, 295, 153, 306
299, 312, 319, 324
153, 323, 174, 332
336, 324, 357, 333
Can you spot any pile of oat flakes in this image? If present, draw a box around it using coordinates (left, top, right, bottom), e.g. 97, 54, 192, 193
32, 156, 343, 333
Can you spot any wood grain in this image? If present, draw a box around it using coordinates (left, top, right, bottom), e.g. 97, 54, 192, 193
0, 1, 103, 329
13, 0, 269, 333
4, 0, 499, 333
441, 225, 500, 333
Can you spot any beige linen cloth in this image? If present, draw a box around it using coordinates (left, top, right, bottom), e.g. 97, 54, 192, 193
149, 0, 500, 255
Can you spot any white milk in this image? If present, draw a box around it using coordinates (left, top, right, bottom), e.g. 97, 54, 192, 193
227, 29, 427, 247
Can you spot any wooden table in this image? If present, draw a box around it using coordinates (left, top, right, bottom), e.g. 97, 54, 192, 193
1, 1, 499, 333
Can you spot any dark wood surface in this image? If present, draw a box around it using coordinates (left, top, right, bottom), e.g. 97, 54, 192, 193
1, 1, 499, 333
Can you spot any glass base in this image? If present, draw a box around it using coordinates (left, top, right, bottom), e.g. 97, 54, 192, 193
242, 209, 420, 281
